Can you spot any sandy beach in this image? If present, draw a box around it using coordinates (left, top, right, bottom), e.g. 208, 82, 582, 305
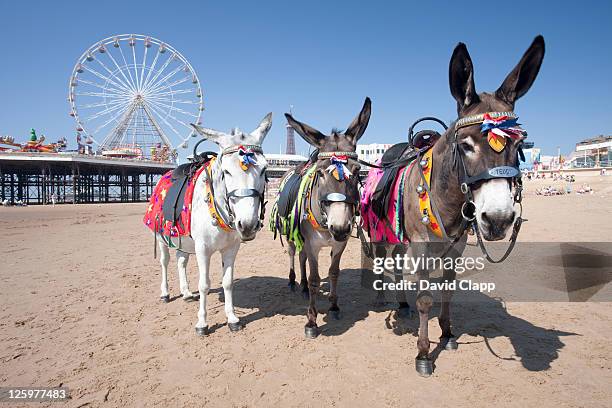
1, 173, 611, 407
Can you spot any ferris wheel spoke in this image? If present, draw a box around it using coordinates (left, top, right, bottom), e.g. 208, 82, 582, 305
83, 65, 134, 95
74, 91, 131, 100
83, 64, 133, 94
146, 98, 199, 118
118, 45, 138, 91
143, 64, 186, 95
86, 99, 131, 120
131, 42, 141, 90
105, 50, 137, 92
145, 73, 190, 95
148, 98, 199, 105
143, 49, 182, 92
141, 52, 175, 93
90, 102, 133, 135
139, 44, 149, 90
147, 88, 198, 98
142, 48, 161, 90
81, 98, 131, 109
85, 99, 132, 122
146, 101, 184, 137
75, 78, 128, 96
146, 75, 191, 96
94, 56, 135, 93
148, 99, 195, 130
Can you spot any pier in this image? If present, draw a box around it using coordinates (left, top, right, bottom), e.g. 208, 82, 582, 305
0, 152, 174, 205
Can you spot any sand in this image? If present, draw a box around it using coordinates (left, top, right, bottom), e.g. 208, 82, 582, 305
0, 174, 611, 407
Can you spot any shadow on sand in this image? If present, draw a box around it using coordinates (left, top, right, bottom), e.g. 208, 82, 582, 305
227, 267, 576, 372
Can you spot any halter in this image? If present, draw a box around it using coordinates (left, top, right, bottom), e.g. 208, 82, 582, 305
206, 144, 267, 231
306, 150, 360, 230
419, 111, 526, 263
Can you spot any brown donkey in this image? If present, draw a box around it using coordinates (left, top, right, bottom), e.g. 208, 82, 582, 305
398, 36, 545, 375
277, 98, 371, 338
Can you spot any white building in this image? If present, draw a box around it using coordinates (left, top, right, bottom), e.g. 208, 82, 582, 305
571, 136, 612, 168
264, 153, 308, 178
357, 143, 392, 164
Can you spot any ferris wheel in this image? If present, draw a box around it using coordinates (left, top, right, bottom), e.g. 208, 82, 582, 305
68, 34, 204, 160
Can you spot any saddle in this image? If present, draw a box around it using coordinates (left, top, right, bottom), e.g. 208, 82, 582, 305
161, 153, 216, 230
161, 172, 191, 229
276, 172, 302, 218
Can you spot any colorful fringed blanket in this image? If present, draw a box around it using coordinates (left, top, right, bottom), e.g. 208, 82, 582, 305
269, 165, 317, 252
143, 164, 208, 238
360, 160, 415, 244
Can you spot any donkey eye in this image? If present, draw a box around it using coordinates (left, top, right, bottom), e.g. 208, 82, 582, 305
460, 142, 475, 153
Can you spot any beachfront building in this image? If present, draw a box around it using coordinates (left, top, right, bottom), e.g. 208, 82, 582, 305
566, 135, 612, 168
357, 143, 392, 164
264, 153, 308, 179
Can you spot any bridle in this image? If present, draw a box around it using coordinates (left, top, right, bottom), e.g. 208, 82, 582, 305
422, 111, 526, 263
208, 143, 267, 230
308, 150, 361, 230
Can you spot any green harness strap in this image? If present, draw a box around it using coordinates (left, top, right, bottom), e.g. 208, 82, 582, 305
270, 166, 317, 253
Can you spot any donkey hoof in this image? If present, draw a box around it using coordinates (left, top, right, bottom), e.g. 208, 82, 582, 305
301, 290, 310, 300
160, 295, 170, 303
304, 325, 319, 339
328, 309, 341, 320
415, 357, 433, 377
183, 295, 196, 302
442, 336, 458, 351
195, 326, 209, 336
397, 305, 411, 319
288, 282, 297, 292
228, 322, 243, 333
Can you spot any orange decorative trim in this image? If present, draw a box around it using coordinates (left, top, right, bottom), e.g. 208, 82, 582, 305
418, 149, 443, 238
204, 158, 233, 231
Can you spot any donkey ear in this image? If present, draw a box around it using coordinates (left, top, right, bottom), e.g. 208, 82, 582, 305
496, 35, 545, 107
284, 113, 326, 148
250, 112, 273, 144
190, 123, 231, 147
345, 97, 372, 144
449, 42, 479, 114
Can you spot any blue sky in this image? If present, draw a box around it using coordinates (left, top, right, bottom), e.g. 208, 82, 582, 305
1, 0, 611, 158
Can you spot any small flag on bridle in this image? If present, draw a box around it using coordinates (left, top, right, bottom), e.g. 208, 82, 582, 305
326, 154, 352, 181
481, 113, 527, 153
238, 145, 257, 170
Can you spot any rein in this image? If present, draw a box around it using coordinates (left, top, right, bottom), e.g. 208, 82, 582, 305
422, 111, 526, 263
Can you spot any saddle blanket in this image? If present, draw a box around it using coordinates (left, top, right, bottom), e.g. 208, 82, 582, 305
143, 163, 208, 238
360, 160, 415, 244
269, 164, 317, 252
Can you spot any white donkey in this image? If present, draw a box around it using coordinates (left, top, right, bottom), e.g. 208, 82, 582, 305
155, 113, 271, 335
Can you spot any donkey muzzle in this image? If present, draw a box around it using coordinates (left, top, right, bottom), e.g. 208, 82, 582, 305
479, 210, 516, 241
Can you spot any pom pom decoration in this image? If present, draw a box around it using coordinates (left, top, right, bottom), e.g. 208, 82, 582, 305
237, 145, 257, 170
480, 113, 527, 153
326, 154, 352, 181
